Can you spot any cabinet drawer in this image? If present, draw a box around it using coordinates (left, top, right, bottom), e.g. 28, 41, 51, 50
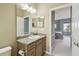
43, 41, 46, 45
27, 42, 36, 51
36, 39, 42, 45
42, 37, 46, 41
36, 42, 42, 56
27, 48, 36, 56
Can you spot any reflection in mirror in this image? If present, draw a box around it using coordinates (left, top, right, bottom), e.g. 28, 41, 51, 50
32, 16, 44, 28
24, 16, 29, 34
31, 16, 45, 34
32, 18, 37, 27
37, 17, 44, 28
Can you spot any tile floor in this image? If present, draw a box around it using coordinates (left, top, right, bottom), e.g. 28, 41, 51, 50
52, 36, 72, 56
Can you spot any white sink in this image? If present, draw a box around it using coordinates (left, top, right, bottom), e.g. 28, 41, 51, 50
28, 35, 40, 39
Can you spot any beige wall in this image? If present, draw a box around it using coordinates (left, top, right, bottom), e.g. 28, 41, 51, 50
17, 8, 30, 17
36, 3, 65, 52
17, 8, 24, 17
0, 4, 16, 55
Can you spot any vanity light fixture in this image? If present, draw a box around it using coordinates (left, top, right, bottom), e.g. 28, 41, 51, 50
28, 7, 33, 11
22, 4, 29, 10
30, 9, 36, 13
37, 16, 44, 19
40, 16, 44, 19
20, 4, 36, 14
32, 9, 36, 13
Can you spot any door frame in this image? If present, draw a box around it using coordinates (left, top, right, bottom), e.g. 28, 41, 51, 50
49, 4, 72, 55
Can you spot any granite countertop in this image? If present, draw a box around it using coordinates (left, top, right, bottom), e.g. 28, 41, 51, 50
17, 35, 45, 45
17, 34, 29, 39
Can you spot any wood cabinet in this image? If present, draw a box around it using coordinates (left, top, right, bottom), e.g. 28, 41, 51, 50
27, 42, 36, 51
27, 47, 36, 56
36, 39, 42, 56
42, 37, 46, 55
27, 42, 36, 56
17, 36, 46, 56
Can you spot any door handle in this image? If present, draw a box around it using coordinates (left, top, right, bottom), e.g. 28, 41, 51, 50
73, 42, 79, 47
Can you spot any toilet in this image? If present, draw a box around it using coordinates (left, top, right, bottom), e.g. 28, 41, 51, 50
0, 46, 12, 56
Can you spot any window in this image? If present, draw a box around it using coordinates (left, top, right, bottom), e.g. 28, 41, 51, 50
63, 23, 71, 32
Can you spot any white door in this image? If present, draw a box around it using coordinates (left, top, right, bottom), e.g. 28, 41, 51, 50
72, 4, 79, 56
51, 11, 56, 54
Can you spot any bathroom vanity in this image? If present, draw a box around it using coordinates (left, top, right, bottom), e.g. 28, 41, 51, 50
17, 34, 46, 56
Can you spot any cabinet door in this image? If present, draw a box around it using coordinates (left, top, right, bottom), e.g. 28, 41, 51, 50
27, 48, 36, 56
42, 37, 46, 54
36, 39, 42, 56
27, 42, 36, 51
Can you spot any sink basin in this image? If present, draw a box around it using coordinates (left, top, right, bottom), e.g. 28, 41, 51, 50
28, 35, 40, 39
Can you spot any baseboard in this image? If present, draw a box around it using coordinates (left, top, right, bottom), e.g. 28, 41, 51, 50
45, 51, 53, 56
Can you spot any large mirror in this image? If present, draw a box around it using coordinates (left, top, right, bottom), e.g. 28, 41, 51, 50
16, 3, 37, 37
32, 18, 37, 27
32, 16, 44, 28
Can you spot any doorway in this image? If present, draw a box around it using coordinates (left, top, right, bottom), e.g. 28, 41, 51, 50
49, 4, 72, 56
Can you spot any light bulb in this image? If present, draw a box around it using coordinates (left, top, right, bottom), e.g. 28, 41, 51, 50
30, 9, 36, 13
32, 9, 36, 13
24, 4, 29, 9
40, 16, 44, 19
29, 7, 33, 11
21, 4, 29, 10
